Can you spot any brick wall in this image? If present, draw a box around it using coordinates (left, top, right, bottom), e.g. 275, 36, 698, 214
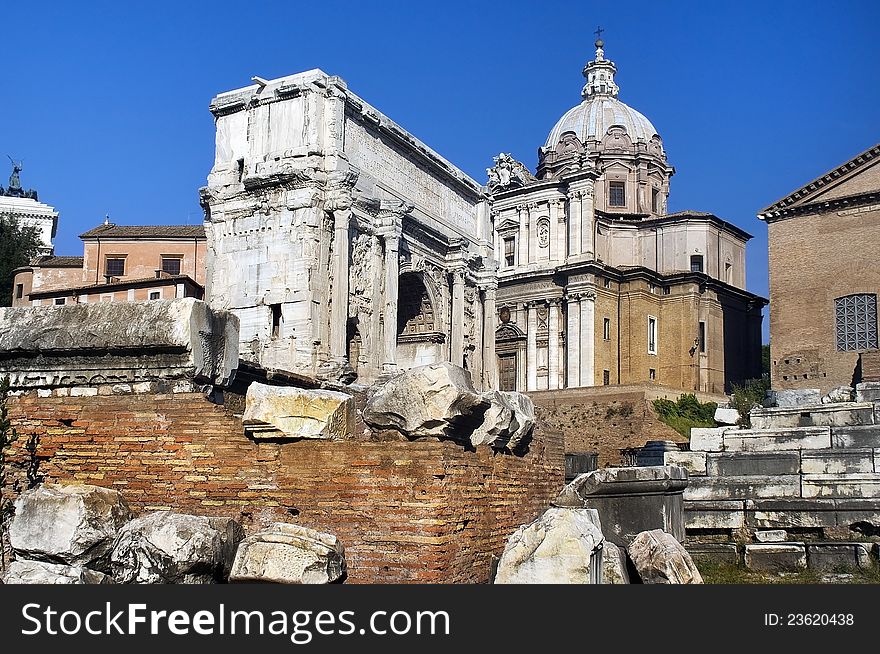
4, 388, 564, 584
529, 384, 725, 466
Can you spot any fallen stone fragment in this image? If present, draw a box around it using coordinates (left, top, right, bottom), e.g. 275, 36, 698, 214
626, 529, 703, 584
821, 386, 854, 404
110, 512, 243, 584
9, 483, 132, 570
601, 541, 630, 584
2, 559, 115, 585
494, 507, 604, 584
471, 390, 535, 449
363, 362, 488, 439
713, 407, 740, 425
229, 523, 346, 584
243, 383, 354, 440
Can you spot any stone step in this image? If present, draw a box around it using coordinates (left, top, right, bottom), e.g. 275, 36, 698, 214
806, 542, 873, 571
685, 543, 740, 564
801, 449, 875, 474
744, 543, 807, 572
751, 402, 875, 430
684, 475, 801, 501
685, 500, 746, 530
706, 452, 799, 476
801, 473, 880, 499
832, 425, 880, 449
722, 426, 831, 452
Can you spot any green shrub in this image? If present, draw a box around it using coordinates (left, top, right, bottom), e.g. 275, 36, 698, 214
729, 378, 770, 427
652, 393, 717, 438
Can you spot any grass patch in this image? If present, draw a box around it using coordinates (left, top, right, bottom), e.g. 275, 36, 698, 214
652, 394, 717, 438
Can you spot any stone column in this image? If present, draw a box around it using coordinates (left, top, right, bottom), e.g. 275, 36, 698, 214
382, 232, 400, 373
370, 234, 383, 373
329, 208, 351, 362
527, 203, 537, 265
482, 284, 498, 390
557, 200, 567, 262
548, 200, 559, 262
566, 293, 580, 386
526, 303, 537, 391
518, 204, 528, 266
472, 286, 483, 386
579, 292, 595, 386
581, 185, 595, 256
451, 269, 466, 366
548, 299, 560, 389
568, 194, 581, 257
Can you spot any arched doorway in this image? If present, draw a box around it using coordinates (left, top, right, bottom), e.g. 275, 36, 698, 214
396, 272, 445, 368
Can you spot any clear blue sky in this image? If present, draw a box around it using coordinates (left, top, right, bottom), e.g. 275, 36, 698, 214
4, 1, 879, 342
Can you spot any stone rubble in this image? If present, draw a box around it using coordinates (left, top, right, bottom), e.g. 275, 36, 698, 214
362, 362, 488, 440
494, 507, 604, 584
9, 483, 132, 570
2, 559, 115, 585
626, 529, 703, 584
821, 386, 854, 404
110, 512, 244, 584
243, 382, 354, 440
470, 390, 535, 449
713, 407, 740, 425
229, 523, 346, 584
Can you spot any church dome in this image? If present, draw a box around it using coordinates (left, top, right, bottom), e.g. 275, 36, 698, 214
543, 39, 661, 151
544, 96, 659, 149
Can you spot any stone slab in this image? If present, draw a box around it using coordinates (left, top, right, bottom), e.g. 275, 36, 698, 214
689, 427, 727, 452
832, 425, 880, 449
243, 383, 354, 441
713, 407, 740, 425
748, 499, 836, 529
769, 389, 821, 408
663, 451, 707, 476
744, 543, 807, 572
754, 529, 787, 543
684, 543, 740, 565
801, 449, 874, 474
801, 473, 880, 499
806, 543, 873, 571
706, 452, 800, 476
855, 382, 880, 403
684, 475, 801, 501
722, 426, 831, 452
684, 500, 745, 530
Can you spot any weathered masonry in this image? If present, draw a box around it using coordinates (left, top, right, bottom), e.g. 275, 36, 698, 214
200, 70, 496, 387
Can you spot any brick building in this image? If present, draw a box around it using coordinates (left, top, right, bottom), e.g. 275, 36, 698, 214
12, 222, 206, 306
759, 142, 880, 392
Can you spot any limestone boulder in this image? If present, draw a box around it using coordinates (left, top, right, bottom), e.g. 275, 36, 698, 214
822, 386, 854, 404
2, 559, 115, 585
110, 512, 243, 584
601, 541, 630, 584
362, 363, 488, 439
626, 529, 703, 584
494, 507, 604, 584
229, 523, 346, 584
9, 483, 132, 569
243, 383, 354, 440
471, 390, 535, 449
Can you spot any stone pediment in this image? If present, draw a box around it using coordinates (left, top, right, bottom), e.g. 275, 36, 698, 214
496, 322, 526, 342
759, 143, 880, 220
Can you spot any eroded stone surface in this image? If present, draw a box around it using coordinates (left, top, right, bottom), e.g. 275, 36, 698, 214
626, 529, 703, 584
2, 559, 115, 585
229, 523, 346, 584
243, 383, 354, 440
822, 386, 854, 404
471, 390, 535, 449
9, 484, 132, 569
362, 363, 488, 439
714, 407, 740, 425
494, 507, 604, 584
601, 541, 630, 584
110, 512, 243, 584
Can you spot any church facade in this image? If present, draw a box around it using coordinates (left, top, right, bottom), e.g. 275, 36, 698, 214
200, 40, 765, 392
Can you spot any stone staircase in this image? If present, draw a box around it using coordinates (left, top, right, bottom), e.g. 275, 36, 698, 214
666, 382, 880, 571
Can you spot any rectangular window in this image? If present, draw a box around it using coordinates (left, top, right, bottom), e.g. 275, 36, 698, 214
161, 257, 182, 276
54, 297, 66, 306
105, 258, 125, 277
271, 303, 282, 339
149, 291, 161, 301
503, 237, 515, 268
609, 181, 626, 207
603, 317, 611, 341
699, 321, 706, 353
649, 368, 656, 381
724, 262, 732, 284
648, 316, 657, 355
652, 187, 660, 213
690, 255, 704, 273
663, 286, 670, 295
603, 370, 610, 385
835, 294, 878, 351
15, 284, 23, 299
603, 277, 611, 289
100, 294, 113, 303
